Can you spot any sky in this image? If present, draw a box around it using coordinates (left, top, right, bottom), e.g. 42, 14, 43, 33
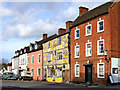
0, 0, 111, 63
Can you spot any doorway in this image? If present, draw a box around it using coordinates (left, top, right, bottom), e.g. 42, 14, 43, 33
85, 66, 92, 83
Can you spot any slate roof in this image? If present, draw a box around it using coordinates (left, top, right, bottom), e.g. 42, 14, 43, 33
70, 1, 115, 29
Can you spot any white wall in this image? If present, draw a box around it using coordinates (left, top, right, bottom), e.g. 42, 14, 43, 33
111, 58, 120, 83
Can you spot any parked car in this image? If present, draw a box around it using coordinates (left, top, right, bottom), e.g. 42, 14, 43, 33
8, 74, 19, 80
2, 72, 15, 80
18, 71, 33, 81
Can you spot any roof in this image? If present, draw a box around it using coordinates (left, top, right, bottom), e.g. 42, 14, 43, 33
70, 1, 114, 28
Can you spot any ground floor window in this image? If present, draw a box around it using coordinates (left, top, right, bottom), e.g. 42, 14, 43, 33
38, 68, 40, 76
75, 64, 80, 77
57, 68, 62, 77
31, 68, 34, 76
48, 67, 52, 77
97, 63, 105, 78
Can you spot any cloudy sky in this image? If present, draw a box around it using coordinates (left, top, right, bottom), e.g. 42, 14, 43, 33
1, 0, 111, 63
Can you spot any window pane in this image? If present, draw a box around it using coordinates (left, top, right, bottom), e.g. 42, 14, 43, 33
99, 21, 103, 31
99, 64, 103, 77
99, 41, 104, 53
75, 46, 79, 57
87, 26, 91, 35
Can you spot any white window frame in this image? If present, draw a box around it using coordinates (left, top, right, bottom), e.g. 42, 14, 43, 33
75, 64, 80, 77
37, 68, 40, 76
86, 42, 92, 57
75, 29, 80, 39
32, 55, 34, 64
38, 54, 40, 63
75, 45, 80, 58
28, 56, 29, 64
86, 24, 92, 36
97, 20, 104, 33
97, 39, 104, 55
97, 63, 105, 78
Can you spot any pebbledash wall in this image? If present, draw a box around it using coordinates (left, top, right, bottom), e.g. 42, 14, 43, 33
70, 1, 120, 84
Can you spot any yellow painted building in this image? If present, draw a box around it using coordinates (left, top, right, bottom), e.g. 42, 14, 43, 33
43, 31, 70, 83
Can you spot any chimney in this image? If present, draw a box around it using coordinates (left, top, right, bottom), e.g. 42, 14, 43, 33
66, 21, 73, 30
43, 33, 47, 39
58, 28, 66, 35
79, 6, 89, 16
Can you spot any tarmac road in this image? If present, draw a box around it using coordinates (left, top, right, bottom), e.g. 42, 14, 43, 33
0, 80, 120, 90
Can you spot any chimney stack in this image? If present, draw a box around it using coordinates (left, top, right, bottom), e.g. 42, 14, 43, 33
79, 6, 89, 16
43, 33, 47, 39
58, 28, 66, 35
66, 21, 73, 30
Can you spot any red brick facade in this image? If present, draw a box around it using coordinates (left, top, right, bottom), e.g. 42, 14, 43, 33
70, 1, 120, 84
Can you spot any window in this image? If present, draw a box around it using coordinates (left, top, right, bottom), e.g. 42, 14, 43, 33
75, 29, 79, 39
75, 45, 80, 58
97, 63, 105, 78
48, 67, 52, 77
57, 68, 62, 77
112, 68, 118, 74
31, 68, 34, 76
86, 24, 92, 36
97, 40, 104, 55
28, 56, 29, 64
48, 53, 51, 61
97, 20, 104, 32
57, 52, 62, 60
24, 49, 26, 53
58, 37, 61, 45
48, 42, 50, 48
38, 54, 40, 63
75, 64, 80, 77
35, 44, 38, 49
30, 46, 32, 51
32, 55, 34, 64
38, 68, 40, 76
86, 42, 92, 56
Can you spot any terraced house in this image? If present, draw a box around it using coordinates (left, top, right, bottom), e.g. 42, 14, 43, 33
43, 21, 72, 83
70, 0, 120, 84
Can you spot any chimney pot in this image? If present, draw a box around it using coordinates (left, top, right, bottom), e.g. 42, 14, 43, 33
43, 33, 47, 39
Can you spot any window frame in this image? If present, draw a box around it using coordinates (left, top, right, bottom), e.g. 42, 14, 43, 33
86, 42, 92, 57
32, 55, 34, 64
97, 39, 104, 55
97, 63, 105, 78
86, 24, 92, 36
57, 52, 62, 60
75, 64, 80, 77
75, 29, 80, 39
38, 54, 40, 63
97, 20, 104, 33
75, 45, 80, 58
31, 68, 34, 76
58, 37, 61, 45
37, 68, 40, 76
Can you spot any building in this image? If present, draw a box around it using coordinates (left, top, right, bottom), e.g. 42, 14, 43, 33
27, 34, 57, 81
43, 21, 72, 83
70, 1, 120, 84
12, 50, 20, 75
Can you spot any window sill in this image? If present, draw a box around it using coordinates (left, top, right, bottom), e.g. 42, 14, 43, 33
85, 34, 92, 37
97, 53, 104, 56
75, 76, 79, 78
97, 30, 104, 33
85, 55, 92, 57
74, 38, 79, 40
74, 57, 80, 59
97, 77, 105, 79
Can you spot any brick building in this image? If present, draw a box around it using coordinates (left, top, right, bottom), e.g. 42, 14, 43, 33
70, 1, 120, 84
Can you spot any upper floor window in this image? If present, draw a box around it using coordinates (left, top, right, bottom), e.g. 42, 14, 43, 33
32, 55, 34, 64
75, 64, 80, 77
86, 24, 92, 36
35, 44, 38, 49
86, 42, 92, 57
75, 45, 80, 58
28, 56, 29, 64
58, 37, 61, 45
48, 42, 50, 48
38, 54, 40, 63
57, 52, 62, 60
75, 29, 79, 39
97, 63, 105, 78
97, 20, 104, 33
97, 39, 104, 55
30, 46, 32, 51
48, 53, 52, 61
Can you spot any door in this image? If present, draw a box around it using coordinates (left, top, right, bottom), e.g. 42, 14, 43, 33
85, 66, 92, 83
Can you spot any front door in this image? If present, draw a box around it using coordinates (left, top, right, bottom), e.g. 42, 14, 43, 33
85, 66, 92, 83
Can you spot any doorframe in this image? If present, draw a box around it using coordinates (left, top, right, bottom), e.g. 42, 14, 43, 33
83, 63, 93, 83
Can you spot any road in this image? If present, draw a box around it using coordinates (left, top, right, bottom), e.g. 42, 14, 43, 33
0, 80, 120, 90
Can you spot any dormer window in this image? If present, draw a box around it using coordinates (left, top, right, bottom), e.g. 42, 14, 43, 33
24, 49, 26, 53
30, 46, 32, 51
20, 51, 22, 54
35, 44, 38, 49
